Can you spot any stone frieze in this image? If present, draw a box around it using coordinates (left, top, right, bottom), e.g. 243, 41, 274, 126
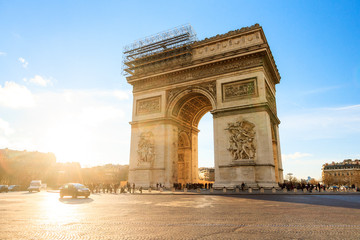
132, 55, 263, 92
136, 96, 161, 115
222, 78, 257, 102
193, 32, 263, 60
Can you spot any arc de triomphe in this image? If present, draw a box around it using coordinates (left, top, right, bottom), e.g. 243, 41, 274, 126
124, 24, 283, 188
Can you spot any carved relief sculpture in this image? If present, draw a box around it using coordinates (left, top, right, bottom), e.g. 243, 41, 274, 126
137, 131, 155, 165
136, 96, 161, 115
222, 78, 257, 102
226, 120, 256, 160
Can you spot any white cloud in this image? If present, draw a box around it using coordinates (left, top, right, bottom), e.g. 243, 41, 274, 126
0, 52, 6, 56
78, 106, 125, 127
18, 57, 28, 68
1, 87, 132, 166
332, 104, 360, 111
60, 89, 130, 104
0, 118, 14, 136
0, 81, 35, 108
23, 75, 53, 87
113, 90, 131, 100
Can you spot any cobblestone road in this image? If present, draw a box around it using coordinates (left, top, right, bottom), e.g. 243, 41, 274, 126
1, 191, 360, 239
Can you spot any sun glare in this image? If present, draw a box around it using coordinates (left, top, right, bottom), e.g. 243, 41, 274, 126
42, 193, 79, 225
43, 121, 94, 166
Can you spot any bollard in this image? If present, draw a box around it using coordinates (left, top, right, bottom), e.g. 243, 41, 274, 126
293, 188, 297, 193
210, 188, 214, 193
160, 188, 163, 192
184, 188, 187, 193
148, 187, 151, 193
235, 188, 240, 193
223, 188, 227, 193
260, 188, 264, 193
248, 187, 252, 193
272, 188, 276, 193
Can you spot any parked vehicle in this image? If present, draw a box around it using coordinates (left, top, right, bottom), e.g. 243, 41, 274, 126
28, 180, 42, 192
60, 183, 90, 198
0, 185, 9, 193
8, 185, 20, 191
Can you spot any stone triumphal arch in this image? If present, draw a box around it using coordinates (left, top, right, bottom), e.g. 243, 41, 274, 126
124, 24, 283, 188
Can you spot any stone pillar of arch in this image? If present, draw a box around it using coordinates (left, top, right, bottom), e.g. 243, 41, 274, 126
126, 24, 283, 188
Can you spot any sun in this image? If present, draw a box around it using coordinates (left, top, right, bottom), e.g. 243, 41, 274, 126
42, 119, 95, 166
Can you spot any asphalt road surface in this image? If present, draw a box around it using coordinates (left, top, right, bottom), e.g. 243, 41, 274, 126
1, 191, 360, 239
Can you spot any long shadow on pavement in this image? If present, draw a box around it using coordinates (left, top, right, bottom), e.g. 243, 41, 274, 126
221, 194, 360, 210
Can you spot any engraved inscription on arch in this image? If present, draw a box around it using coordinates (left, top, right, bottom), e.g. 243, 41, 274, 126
222, 78, 258, 102
136, 96, 161, 115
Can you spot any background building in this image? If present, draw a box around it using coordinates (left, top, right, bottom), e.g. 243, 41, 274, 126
198, 167, 215, 182
0, 148, 128, 188
322, 159, 360, 187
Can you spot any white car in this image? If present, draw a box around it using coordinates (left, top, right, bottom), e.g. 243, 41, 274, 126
28, 180, 42, 192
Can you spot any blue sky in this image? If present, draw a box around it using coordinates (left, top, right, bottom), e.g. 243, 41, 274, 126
0, 1, 359, 180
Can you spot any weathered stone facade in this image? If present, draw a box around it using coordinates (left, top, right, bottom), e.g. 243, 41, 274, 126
126, 24, 283, 188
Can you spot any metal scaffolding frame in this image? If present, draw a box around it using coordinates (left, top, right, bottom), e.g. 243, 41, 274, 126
122, 24, 197, 76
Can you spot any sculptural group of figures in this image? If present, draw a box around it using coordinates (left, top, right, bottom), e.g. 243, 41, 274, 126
226, 120, 256, 160
137, 132, 155, 165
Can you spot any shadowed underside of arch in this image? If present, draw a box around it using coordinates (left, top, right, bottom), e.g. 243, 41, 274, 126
171, 93, 213, 127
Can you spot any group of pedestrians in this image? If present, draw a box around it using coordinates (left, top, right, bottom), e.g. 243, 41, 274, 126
278, 182, 326, 192
84, 183, 142, 194
86, 183, 120, 194
172, 182, 214, 190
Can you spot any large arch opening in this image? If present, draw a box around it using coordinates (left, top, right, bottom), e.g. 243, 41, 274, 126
198, 112, 214, 181
169, 91, 215, 185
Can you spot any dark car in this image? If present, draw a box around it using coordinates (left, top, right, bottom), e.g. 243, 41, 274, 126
8, 185, 20, 191
60, 183, 90, 198
0, 185, 9, 193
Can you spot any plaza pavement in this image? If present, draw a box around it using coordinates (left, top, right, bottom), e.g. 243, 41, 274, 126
1, 191, 360, 239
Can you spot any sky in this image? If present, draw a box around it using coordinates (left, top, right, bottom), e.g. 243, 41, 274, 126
0, 1, 359, 180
